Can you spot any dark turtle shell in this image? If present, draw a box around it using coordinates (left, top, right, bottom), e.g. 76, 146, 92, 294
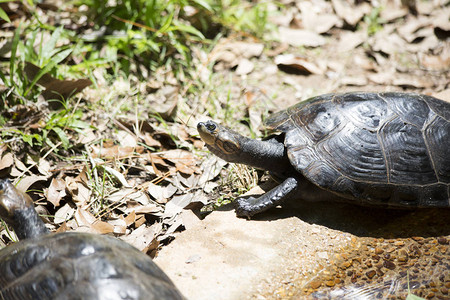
265, 92, 450, 207
0, 232, 183, 300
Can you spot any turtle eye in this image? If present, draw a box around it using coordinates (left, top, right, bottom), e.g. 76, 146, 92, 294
206, 123, 216, 132
221, 140, 239, 154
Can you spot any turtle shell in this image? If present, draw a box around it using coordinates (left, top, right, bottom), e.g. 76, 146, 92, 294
0, 232, 183, 300
265, 92, 450, 207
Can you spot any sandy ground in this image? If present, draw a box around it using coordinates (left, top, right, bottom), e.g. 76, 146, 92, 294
154, 203, 350, 300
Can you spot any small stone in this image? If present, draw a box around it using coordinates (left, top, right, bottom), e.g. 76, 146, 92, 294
375, 247, 384, 255
426, 292, 435, 299
325, 280, 335, 287
398, 249, 408, 262
340, 260, 352, 269
310, 281, 322, 289
394, 240, 405, 247
383, 260, 396, 270
437, 237, 448, 245
366, 270, 376, 279
441, 287, 448, 294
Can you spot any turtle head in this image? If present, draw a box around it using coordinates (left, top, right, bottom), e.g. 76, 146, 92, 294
197, 120, 242, 160
0, 179, 34, 225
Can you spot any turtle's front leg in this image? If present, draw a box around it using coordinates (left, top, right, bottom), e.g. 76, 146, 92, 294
235, 177, 299, 218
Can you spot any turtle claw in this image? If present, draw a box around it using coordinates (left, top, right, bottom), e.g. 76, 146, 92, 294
234, 197, 257, 219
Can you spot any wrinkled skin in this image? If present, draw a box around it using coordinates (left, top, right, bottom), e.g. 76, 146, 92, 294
198, 92, 450, 218
0, 180, 184, 300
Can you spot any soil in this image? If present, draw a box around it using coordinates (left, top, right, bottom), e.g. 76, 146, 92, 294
155, 184, 450, 299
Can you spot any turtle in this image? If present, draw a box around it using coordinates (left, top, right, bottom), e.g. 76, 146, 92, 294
197, 92, 450, 218
0, 179, 184, 300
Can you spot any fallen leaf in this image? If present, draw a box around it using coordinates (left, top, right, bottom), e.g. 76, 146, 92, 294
15, 175, 48, 193
0, 152, 13, 170
74, 208, 97, 227
120, 223, 162, 252
278, 27, 326, 47
91, 220, 115, 234
102, 165, 131, 187
371, 32, 406, 55
275, 54, 325, 75
124, 210, 136, 226
332, 0, 370, 27
235, 58, 254, 75
198, 156, 227, 186
398, 16, 430, 43
146, 85, 180, 121
54, 203, 75, 224
340, 76, 368, 86
300, 13, 342, 34
420, 51, 450, 71
163, 194, 193, 218
157, 149, 199, 175
337, 31, 366, 52
107, 188, 151, 206
24, 62, 91, 101
45, 178, 66, 207
147, 182, 177, 204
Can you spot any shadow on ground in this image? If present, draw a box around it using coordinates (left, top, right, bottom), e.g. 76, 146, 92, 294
239, 197, 450, 238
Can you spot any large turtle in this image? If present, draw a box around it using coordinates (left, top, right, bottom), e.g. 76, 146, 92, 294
0, 179, 184, 300
197, 92, 450, 218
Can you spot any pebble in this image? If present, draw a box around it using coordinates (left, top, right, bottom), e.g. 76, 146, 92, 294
383, 260, 396, 270
309, 281, 321, 289
375, 247, 384, 255
437, 237, 448, 245
366, 270, 376, 279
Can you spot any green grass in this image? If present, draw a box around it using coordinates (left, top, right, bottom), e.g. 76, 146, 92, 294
0, 0, 272, 153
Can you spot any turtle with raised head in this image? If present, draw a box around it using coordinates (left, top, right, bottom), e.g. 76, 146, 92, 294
198, 92, 450, 218
0, 179, 184, 300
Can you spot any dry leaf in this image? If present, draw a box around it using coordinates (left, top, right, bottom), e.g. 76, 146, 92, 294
91, 220, 115, 234
147, 85, 179, 121
24, 62, 91, 101
163, 194, 193, 218
300, 11, 342, 33
275, 54, 325, 75
157, 149, 199, 175
340, 76, 368, 86
124, 210, 136, 226
116, 130, 138, 147
198, 156, 227, 186
147, 182, 177, 204
90, 145, 144, 159
331, 0, 370, 27
420, 51, 450, 71
120, 223, 161, 252
74, 208, 97, 229
54, 203, 75, 224
337, 31, 366, 52
0, 152, 13, 170
107, 188, 151, 206
235, 59, 254, 75
15, 175, 48, 193
65, 176, 90, 206
278, 27, 326, 47
45, 178, 66, 207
